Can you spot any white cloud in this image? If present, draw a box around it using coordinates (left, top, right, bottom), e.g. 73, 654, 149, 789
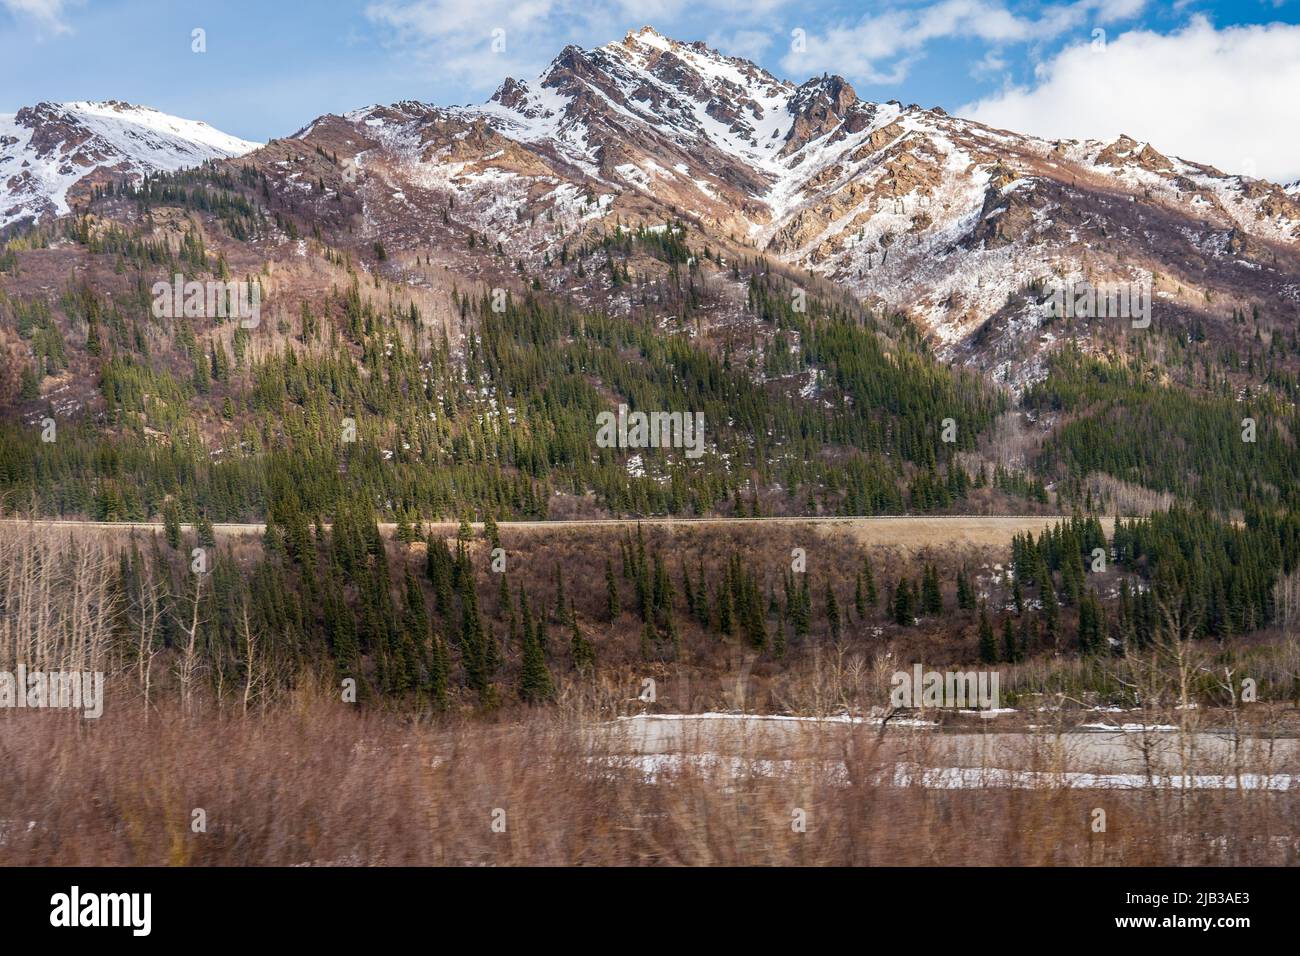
366, 0, 559, 39
780, 0, 1145, 85
707, 28, 775, 63
970, 48, 1008, 80
366, 0, 795, 90
962, 16, 1300, 183
612, 0, 790, 16
365, 0, 564, 88
2, 0, 78, 34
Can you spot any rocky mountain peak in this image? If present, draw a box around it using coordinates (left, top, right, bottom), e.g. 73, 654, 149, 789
781, 73, 868, 156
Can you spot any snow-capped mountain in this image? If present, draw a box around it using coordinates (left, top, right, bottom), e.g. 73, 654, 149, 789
5, 26, 1300, 528
271, 26, 1300, 379
8, 30, 1296, 389
0, 100, 260, 229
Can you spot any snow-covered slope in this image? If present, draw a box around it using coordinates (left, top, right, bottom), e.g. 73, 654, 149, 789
280, 28, 1300, 379
0, 100, 260, 229
461, 30, 1300, 359
476, 27, 802, 176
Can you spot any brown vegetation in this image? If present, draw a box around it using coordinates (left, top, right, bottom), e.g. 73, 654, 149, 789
3, 522, 1300, 865
3, 690, 1298, 866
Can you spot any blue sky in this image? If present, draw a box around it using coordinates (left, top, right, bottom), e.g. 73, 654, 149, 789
2, 0, 1299, 179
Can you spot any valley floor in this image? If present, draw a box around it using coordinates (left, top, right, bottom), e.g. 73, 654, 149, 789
0, 514, 1112, 551
2, 696, 1296, 865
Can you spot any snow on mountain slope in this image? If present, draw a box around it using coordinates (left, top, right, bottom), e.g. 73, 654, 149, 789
476, 27, 797, 174
267, 28, 1300, 381
466, 26, 885, 214
0, 100, 260, 229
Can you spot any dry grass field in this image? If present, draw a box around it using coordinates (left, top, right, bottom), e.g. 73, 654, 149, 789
3, 517, 1297, 866
2, 691, 1297, 866
2, 514, 1106, 549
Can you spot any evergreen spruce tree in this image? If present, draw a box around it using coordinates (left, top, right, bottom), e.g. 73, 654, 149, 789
1018, 612, 1034, 660
637, 559, 652, 622
553, 564, 567, 622
1078, 590, 1103, 654
741, 579, 767, 649
825, 582, 841, 640
894, 578, 914, 626
652, 552, 672, 613
717, 582, 734, 635
956, 566, 975, 611
1116, 578, 1135, 650
1001, 615, 1017, 663
395, 509, 413, 544
921, 563, 943, 615
570, 612, 595, 675
978, 604, 998, 664
694, 560, 710, 627
1039, 557, 1060, 649
605, 559, 620, 620
460, 574, 493, 704
196, 514, 216, 548
863, 557, 878, 606
519, 623, 554, 703
795, 573, 812, 637
163, 501, 182, 550
426, 534, 454, 616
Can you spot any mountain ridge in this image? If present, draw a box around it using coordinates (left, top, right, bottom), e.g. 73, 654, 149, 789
0, 99, 260, 230
5, 26, 1300, 399
259, 26, 1300, 380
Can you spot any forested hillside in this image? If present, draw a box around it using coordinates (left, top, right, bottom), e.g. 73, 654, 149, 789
0, 167, 1012, 522
3, 48, 1300, 711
